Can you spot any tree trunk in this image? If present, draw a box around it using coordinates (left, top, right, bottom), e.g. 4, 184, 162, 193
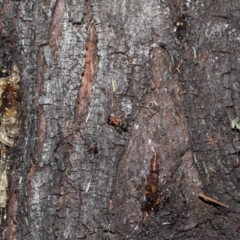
0, 0, 239, 239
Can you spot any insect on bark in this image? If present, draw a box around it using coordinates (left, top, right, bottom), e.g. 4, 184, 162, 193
108, 115, 129, 133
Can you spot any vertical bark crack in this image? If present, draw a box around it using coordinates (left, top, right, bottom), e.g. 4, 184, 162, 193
35, 106, 46, 161
76, 14, 98, 121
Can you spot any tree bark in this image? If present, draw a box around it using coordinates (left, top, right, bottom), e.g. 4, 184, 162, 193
0, 0, 240, 239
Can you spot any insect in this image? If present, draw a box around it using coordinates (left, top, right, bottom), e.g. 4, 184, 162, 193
174, 15, 187, 42
174, 15, 186, 31
108, 115, 129, 133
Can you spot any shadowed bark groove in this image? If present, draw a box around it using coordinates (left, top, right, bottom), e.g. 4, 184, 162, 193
35, 107, 46, 161
0, 0, 239, 239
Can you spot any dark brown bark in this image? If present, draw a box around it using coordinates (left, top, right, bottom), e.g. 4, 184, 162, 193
0, 0, 240, 239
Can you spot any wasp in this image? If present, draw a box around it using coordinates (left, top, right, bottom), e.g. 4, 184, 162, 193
108, 115, 129, 133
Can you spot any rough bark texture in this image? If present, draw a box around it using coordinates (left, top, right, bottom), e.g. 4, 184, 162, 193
0, 0, 240, 239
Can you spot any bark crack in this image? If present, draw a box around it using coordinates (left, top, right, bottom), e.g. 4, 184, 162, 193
76, 10, 98, 122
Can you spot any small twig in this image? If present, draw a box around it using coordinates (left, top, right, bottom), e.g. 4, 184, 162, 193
85, 111, 91, 123
85, 182, 91, 192
162, 222, 171, 225
199, 193, 229, 208
112, 79, 116, 92
141, 12, 146, 20
192, 47, 198, 65
176, 59, 183, 73
152, 11, 162, 17
161, 26, 170, 31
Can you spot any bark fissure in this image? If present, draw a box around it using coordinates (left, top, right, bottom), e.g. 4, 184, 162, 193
76, 12, 98, 122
